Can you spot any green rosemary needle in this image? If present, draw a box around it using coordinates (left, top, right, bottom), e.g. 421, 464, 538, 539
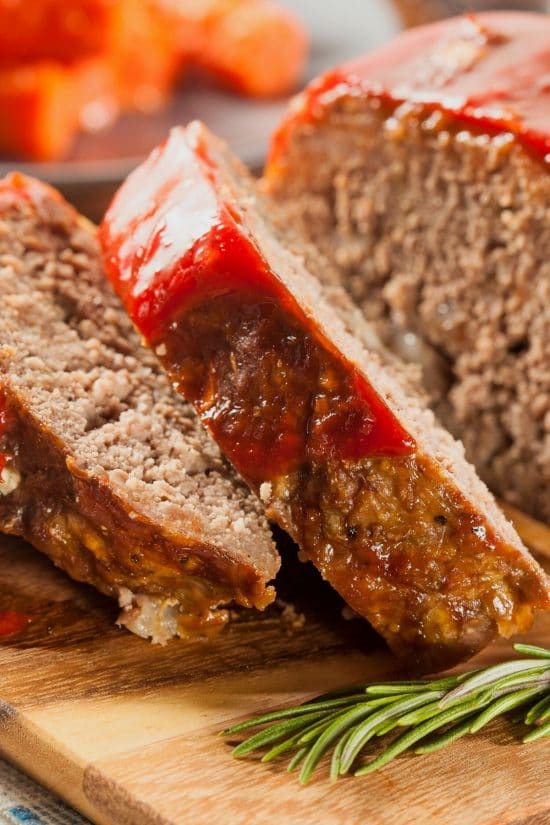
222, 643, 550, 783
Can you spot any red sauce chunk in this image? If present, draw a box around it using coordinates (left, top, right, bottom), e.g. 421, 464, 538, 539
269, 12, 550, 167
100, 125, 414, 484
0, 610, 31, 637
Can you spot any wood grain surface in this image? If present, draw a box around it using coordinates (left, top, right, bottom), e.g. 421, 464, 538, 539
0, 533, 548, 825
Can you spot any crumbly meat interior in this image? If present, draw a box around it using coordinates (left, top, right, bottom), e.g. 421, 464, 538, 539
0, 186, 278, 635
266, 98, 550, 522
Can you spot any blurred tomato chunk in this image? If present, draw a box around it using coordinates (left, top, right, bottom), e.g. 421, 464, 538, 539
0, 0, 116, 63
0, 0, 308, 160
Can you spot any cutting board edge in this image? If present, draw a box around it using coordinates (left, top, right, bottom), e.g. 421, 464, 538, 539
0, 535, 548, 825
83, 764, 172, 825
0, 709, 108, 825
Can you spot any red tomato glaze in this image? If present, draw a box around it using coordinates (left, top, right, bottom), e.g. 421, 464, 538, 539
269, 12, 550, 168
100, 124, 415, 481
0, 610, 31, 637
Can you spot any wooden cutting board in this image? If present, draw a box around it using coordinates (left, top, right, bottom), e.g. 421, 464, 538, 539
0, 534, 548, 825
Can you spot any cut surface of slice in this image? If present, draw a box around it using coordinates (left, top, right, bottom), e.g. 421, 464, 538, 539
0, 172, 278, 641
264, 11, 550, 522
100, 123, 550, 669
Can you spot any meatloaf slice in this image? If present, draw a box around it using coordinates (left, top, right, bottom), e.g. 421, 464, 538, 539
0, 173, 278, 642
264, 11, 550, 523
100, 122, 549, 670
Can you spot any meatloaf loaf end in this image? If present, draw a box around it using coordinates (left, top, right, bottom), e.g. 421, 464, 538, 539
0, 173, 278, 642
100, 123, 549, 670
264, 11, 550, 523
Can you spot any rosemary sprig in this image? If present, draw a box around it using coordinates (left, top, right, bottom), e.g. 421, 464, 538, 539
222, 643, 550, 783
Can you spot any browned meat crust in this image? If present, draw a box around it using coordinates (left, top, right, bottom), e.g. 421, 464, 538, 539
172, 291, 547, 668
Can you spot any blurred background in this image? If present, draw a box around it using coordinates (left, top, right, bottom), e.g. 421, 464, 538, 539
0, 0, 547, 218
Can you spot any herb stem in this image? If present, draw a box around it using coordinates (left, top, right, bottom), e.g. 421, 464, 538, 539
222, 643, 550, 783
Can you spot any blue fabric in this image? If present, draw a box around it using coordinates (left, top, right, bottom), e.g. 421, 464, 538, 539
0, 761, 88, 825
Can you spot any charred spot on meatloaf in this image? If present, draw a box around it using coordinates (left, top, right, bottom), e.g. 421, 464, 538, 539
0, 175, 278, 640
266, 96, 550, 523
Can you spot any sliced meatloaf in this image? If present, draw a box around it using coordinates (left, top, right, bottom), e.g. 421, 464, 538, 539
0, 173, 278, 641
100, 122, 549, 670
264, 11, 550, 523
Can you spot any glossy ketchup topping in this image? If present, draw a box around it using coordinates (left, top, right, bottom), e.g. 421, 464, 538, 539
100, 124, 415, 475
0, 610, 31, 637
269, 12, 550, 167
